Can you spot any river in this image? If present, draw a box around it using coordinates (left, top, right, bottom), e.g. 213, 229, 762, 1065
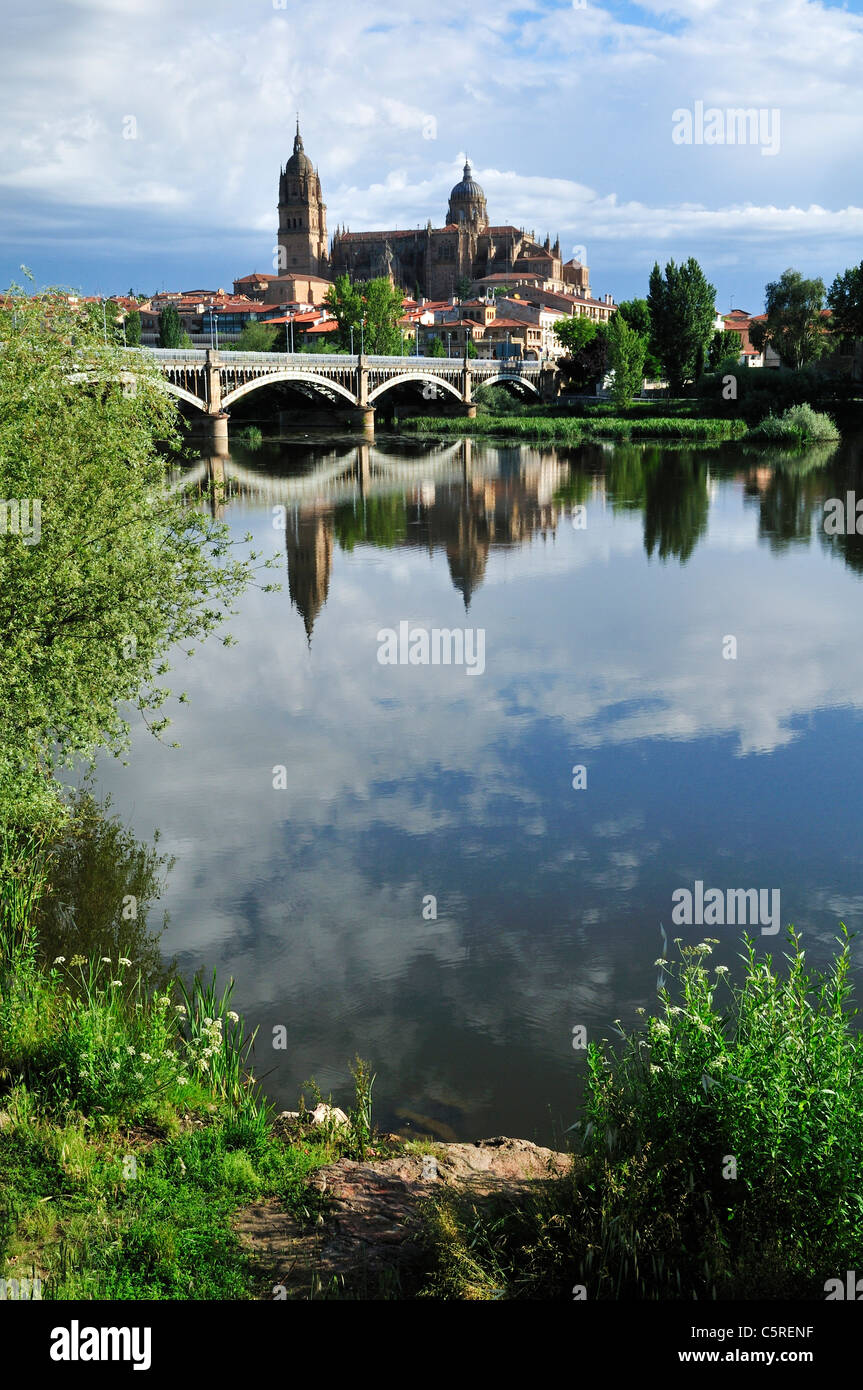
79, 430, 863, 1142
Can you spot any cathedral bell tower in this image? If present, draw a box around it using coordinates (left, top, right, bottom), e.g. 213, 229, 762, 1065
277, 121, 328, 277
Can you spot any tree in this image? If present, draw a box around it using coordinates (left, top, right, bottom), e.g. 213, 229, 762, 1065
428, 336, 447, 357
749, 269, 827, 370
553, 314, 598, 356
455, 275, 472, 302
325, 274, 403, 354
617, 298, 661, 378
361, 277, 404, 355
606, 312, 647, 409
125, 309, 142, 346
647, 258, 717, 394
234, 321, 278, 353
158, 303, 184, 349
827, 261, 863, 346
707, 329, 742, 370
0, 286, 269, 829
556, 320, 609, 393
466, 338, 478, 359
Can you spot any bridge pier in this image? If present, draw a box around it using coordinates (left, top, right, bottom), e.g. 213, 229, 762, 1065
344, 406, 375, 437
203, 412, 230, 450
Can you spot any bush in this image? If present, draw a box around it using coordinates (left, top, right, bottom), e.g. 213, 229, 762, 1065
421, 930, 863, 1300
748, 403, 840, 443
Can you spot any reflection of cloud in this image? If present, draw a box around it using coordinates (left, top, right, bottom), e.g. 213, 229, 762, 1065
84, 447, 863, 1133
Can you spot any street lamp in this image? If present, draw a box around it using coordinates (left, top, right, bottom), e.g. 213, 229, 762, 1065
350, 325, 354, 355
447, 331, 451, 358
360, 316, 365, 355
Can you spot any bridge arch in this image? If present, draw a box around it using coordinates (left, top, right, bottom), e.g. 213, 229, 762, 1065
367, 372, 464, 404
221, 371, 358, 410
67, 369, 209, 412
473, 369, 540, 395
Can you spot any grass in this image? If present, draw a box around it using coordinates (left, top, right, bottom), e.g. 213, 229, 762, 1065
398, 415, 747, 442
0, 832, 379, 1300
419, 929, 863, 1300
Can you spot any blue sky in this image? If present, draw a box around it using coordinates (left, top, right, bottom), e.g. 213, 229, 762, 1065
2, 0, 862, 309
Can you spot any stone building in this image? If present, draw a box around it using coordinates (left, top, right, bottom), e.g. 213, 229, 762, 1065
330, 158, 591, 302
277, 122, 329, 278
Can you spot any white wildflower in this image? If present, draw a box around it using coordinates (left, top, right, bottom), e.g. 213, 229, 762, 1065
53, 956, 66, 965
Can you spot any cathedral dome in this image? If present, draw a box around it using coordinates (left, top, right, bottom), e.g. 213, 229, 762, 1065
285, 122, 314, 178
449, 160, 484, 203
446, 158, 488, 228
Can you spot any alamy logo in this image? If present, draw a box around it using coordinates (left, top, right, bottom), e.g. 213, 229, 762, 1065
672, 101, 780, 156
825, 1271, 863, 1300
671, 880, 781, 935
377, 621, 485, 676
50, 1321, 151, 1371
824, 494, 863, 535
0, 1276, 42, 1299
0, 498, 41, 545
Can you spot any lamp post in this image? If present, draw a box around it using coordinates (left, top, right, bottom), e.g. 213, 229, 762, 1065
447, 331, 451, 358
101, 298, 108, 346
350, 325, 354, 355
360, 316, 365, 355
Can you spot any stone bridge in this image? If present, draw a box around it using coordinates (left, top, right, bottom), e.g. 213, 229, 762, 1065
125, 347, 554, 442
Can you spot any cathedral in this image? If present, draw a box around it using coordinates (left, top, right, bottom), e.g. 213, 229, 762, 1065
276, 127, 590, 301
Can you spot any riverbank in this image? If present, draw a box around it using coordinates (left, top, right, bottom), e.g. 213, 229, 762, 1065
3, 829, 863, 1300
397, 401, 842, 445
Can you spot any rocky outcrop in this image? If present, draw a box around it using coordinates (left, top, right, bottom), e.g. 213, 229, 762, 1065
233, 1137, 569, 1299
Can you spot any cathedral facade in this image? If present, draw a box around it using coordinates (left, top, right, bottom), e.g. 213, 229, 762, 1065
277, 132, 590, 300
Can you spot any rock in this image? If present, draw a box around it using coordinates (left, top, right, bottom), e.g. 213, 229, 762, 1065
310, 1103, 350, 1128
234, 1134, 571, 1298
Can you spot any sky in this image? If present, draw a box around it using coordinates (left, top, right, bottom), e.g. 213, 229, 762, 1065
2, 0, 862, 311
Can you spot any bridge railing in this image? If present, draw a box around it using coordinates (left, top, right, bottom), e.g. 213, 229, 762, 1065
125, 346, 542, 371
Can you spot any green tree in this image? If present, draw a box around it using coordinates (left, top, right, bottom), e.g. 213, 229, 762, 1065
647, 258, 717, 394
466, 338, 478, 359
0, 286, 272, 829
557, 322, 609, 393
455, 275, 472, 302
553, 314, 597, 356
606, 312, 647, 409
750, 269, 827, 370
708, 329, 742, 369
617, 298, 661, 378
827, 261, 863, 346
428, 336, 447, 357
234, 320, 278, 353
125, 309, 142, 346
361, 277, 404, 355
158, 302, 184, 349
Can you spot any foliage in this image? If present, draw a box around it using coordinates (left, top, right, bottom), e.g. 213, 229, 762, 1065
647, 257, 717, 394
325, 274, 404, 354
421, 930, 863, 1300
400, 415, 746, 441
466, 339, 478, 359
157, 303, 184, 349
234, 321, 278, 353
605, 313, 647, 409
428, 336, 447, 357
747, 403, 840, 443
707, 328, 742, 369
557, 322, 609, 393
553, 314, 597, 356
455, 276, 473, 301
750, 268, 828, 370
827, 260, 863, 346
616, 298, 661, 378
0, 284, 276, 829
124, 309, 142, 346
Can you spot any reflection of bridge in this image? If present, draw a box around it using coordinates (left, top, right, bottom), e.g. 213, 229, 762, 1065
126, 347, 551, 443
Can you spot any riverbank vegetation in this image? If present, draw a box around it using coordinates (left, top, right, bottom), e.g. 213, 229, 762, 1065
399, 414, 749, 442
420, 930, 863, 1300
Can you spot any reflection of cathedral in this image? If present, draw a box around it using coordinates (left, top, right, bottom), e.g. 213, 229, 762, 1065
284, 510, 333, 638
282, 446, 565, 636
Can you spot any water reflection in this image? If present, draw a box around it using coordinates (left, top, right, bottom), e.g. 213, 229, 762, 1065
82, 431, 863, 1142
